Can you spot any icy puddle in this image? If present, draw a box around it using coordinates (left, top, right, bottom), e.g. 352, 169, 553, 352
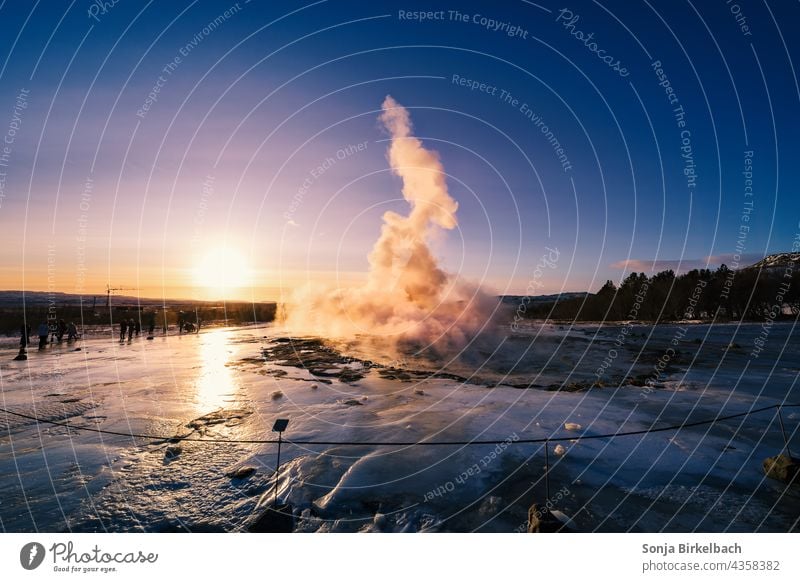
1, 323, 799, 532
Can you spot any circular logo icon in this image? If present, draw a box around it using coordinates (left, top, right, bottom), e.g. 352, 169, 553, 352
20, 542, 46, 570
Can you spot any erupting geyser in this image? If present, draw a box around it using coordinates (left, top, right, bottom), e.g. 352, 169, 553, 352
286, 96, 495, 349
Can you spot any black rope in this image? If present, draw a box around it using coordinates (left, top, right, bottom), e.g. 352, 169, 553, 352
1, 403, 798, 446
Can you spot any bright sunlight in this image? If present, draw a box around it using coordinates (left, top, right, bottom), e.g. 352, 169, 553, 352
192, 246, 252, 298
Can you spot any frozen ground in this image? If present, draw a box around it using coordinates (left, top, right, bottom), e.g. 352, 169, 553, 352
1, 320, 799, 532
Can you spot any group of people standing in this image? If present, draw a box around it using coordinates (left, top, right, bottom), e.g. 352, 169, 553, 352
15, 319, 80, 360
119, 318, 139, 341
119, 314, 157, 342
13, 310, 201, 361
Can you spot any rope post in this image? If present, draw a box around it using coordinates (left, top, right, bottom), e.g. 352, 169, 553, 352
777, 406, 793, 459
544, 440, 551, 505
273, 432, 282, 508
271, 419, 289, 508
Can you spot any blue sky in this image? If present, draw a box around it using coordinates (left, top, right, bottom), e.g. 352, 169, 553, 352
0, 0, 797, 300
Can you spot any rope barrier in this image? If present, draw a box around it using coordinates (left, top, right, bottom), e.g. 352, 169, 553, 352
1, 403, 798, 446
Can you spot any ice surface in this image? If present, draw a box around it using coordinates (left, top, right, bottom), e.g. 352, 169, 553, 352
1, 321, 799, 532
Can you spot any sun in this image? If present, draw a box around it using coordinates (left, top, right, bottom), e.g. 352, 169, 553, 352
192, 246, 252, 297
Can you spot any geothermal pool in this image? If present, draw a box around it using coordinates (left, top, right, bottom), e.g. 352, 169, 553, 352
1, 321, 798, 532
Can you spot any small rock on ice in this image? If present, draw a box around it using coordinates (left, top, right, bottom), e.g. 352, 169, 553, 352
554, 444, 567, 456
564, 422, 582, 431
226, 466, 257, 480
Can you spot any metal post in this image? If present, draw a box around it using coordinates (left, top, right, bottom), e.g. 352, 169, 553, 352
544, 441, 551, 505
273, 431, 282, 508
777, 406, 793, 459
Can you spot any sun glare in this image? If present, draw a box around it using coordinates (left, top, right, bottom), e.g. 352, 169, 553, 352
192, 247, 252, 297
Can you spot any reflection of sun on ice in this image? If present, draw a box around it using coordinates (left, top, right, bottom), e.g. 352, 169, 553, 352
192, 246, 252, 299
195, 329, 238, 409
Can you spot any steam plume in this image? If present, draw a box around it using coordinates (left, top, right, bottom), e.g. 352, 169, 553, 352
286, 96, 494, 350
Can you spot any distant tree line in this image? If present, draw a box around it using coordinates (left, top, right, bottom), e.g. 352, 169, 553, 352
522, 264, 799, 322
0, 302, 277, 336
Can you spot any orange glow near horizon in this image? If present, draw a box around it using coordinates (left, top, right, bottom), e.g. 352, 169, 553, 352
191, 246, 253, 301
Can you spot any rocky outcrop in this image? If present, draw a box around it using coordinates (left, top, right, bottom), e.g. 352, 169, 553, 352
763, 453, 799, 483
527, 504, 567, 533
226, 466, 257, 480
249, 504, 295, 533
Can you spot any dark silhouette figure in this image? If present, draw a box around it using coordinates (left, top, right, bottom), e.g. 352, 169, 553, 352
57, 319, 67, 342
37, 322, 49, 350
127, 318, 134, 341
14, 324, 31, 359
119, 319, 127, 342
134, 319, 141, 336
67, 322, 78, 341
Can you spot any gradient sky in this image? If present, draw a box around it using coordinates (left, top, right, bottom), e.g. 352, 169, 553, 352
0, 0, 798, 301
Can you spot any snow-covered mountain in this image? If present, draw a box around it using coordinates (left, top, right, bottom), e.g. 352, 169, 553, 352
742, 253, 800, 271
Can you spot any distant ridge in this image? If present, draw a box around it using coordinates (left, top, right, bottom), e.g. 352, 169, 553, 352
741, 253, 799, 271
500, 292, 590, 304
0, 290, 274, 308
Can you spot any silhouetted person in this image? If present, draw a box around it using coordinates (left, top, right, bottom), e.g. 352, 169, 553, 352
119, 319, 127, 342
127, 318, 134, 340
67, 322, 78, 341
147, 313, 155, 336
14, 325, 30, 360
37, 322, 49, 350
57, 319, 67, 342
134, 319, 141, 336
20, 324, 30, 349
